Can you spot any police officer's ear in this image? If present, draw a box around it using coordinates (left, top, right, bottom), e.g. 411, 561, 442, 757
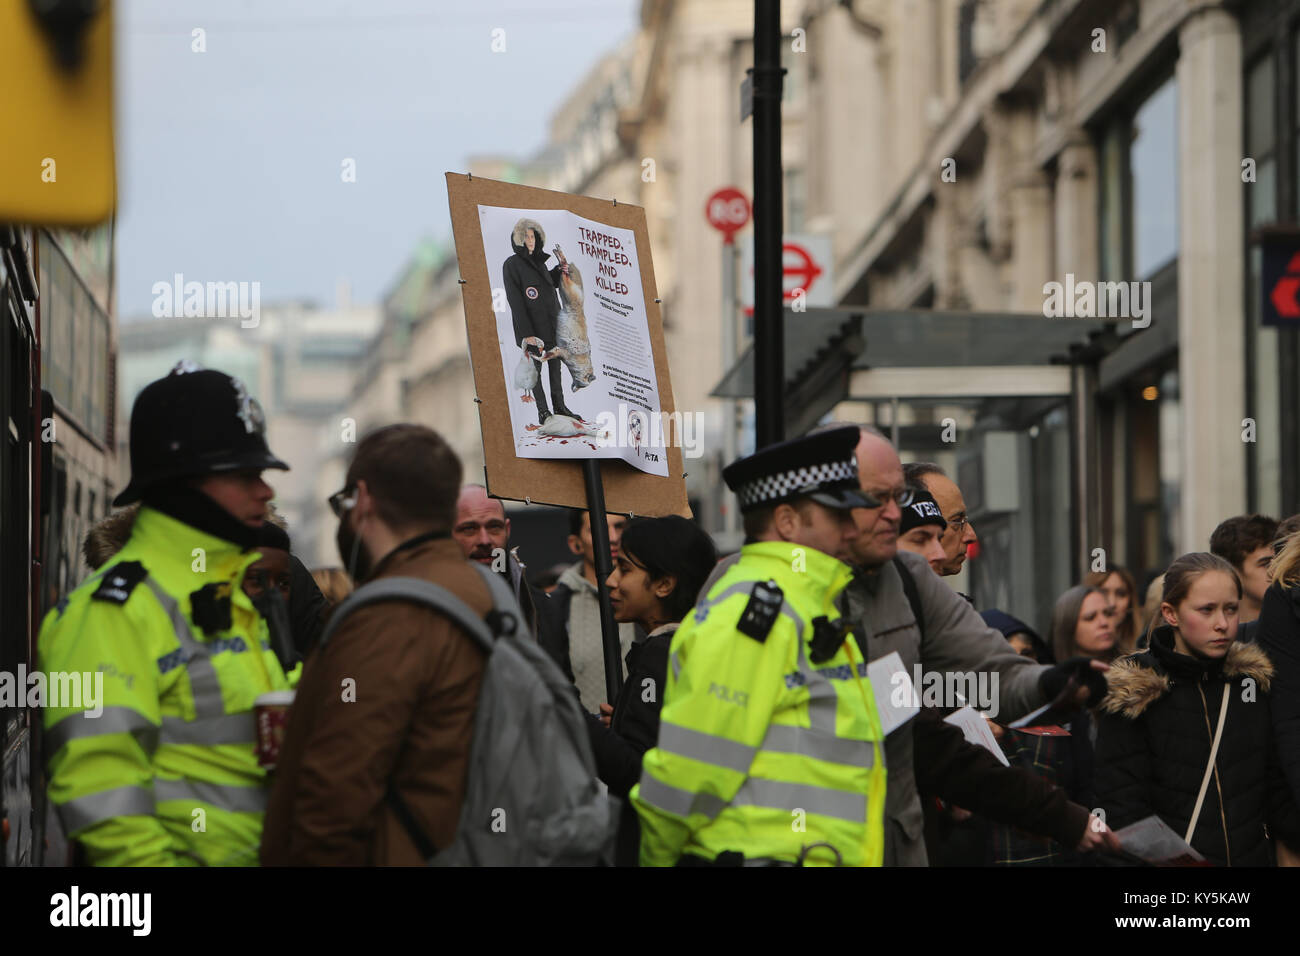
771, 502, 802, 541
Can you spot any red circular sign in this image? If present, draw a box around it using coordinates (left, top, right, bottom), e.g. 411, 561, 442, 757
705, 187, 751, 242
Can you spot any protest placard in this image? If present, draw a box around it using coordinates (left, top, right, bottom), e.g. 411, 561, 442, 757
447, 173, 689, 516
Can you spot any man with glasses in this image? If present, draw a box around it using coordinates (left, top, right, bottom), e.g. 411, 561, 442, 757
814, 423, 1109, 866
904, 461, 978, 580
264, 424, 492, 865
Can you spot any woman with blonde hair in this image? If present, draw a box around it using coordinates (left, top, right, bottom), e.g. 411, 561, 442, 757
1257, 528, 1300, 848
1083, 565, 1140, 654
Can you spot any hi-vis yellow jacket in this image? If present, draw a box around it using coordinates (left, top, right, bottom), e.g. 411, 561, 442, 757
631, 540, 887, 866
39, 506, 293, 866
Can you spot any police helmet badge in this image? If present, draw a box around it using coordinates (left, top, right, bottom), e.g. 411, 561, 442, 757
230, 376, 266, 435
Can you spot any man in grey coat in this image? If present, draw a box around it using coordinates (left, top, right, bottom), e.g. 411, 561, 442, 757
832, 424, 1106, 866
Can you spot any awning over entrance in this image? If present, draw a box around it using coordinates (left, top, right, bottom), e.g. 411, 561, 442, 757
710, 308, 1114, 417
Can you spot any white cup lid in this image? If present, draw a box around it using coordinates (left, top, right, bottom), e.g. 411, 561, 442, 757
254, 690, 296, 706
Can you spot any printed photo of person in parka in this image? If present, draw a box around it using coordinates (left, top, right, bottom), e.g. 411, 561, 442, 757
1094, 552, 1300, 866
503, 217, 576, 426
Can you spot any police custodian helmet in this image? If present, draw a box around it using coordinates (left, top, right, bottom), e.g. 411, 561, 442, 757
113, 361, 289, 506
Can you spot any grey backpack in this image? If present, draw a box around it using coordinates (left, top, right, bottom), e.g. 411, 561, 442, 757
318, 563, 615, 866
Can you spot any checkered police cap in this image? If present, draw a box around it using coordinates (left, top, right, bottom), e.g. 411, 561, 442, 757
734, 458, 858, 509
723, 426, 877, 513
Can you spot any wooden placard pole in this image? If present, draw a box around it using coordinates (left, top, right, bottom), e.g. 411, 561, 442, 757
581, 459, 624, 705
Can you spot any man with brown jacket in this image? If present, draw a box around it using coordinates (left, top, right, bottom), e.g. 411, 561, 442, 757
261, 425, 488, 866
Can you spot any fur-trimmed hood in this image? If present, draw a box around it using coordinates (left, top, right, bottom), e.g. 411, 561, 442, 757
1101, 632, 1274, 719
510, 218, 546, 256
83, 504, 141, 570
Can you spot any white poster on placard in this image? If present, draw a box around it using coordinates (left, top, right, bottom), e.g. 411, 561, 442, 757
477, 204, 668, 477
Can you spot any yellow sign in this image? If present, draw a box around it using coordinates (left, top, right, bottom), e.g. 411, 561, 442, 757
0, 2, 115, 225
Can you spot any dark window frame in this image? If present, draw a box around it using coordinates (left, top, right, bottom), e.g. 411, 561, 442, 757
1241, 2, 1300, 516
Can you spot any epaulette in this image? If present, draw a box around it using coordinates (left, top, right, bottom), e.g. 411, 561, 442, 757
91, 561, 149, 605
736, 579, 784, 643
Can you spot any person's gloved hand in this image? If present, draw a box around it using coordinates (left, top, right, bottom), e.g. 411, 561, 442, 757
1039, 656, 1110, 709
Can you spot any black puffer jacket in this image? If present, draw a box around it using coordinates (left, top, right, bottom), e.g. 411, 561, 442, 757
1094, 626, 1300, 866
503, 218, 563, 348
585, 623, 677, 867
1256, 581, 1300, 808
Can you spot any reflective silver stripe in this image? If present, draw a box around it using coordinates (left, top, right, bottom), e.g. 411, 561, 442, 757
796, 633, 838, 734
144, 578, 225, 719
154, 779, 267, 813
690, 582, 758, 624
670, 649, 681, 682
692, 581, 806, 640
731, 777, 866, 824
778, 601, 805, 640
160, 712, 255, 747
58, 785, 156, 833
45, 707, 158, 757
657, 723, 755, 774
761, 723, 875, 767
636, 774, 727, 820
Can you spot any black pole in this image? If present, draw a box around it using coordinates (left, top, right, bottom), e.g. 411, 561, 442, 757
581, 458, 624, 705
752, 0, 785, 449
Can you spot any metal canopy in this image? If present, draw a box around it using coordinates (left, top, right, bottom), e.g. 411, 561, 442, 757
848, 309, 1112, 368
710, 310, 864, 437
711, 308, 1115, 413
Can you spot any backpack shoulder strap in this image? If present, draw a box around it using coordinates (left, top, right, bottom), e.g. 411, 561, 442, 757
468, 562, 527, 639
318, 575, 500, 653
893, 556, 925, 643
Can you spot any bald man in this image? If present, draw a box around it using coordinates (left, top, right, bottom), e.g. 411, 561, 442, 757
453, 484, 570, 677
814, 423, 1106, 866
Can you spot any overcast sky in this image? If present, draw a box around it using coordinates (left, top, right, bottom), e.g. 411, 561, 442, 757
115, 0, 639, 318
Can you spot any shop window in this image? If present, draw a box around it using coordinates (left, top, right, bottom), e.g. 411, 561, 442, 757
1244, 51, 1281, 516
1248, 54, 1277, 230
1098, 76, 1180, 284
1130, 78, 1179, 279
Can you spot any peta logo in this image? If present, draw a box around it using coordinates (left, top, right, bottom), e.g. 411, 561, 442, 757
50, 886, 151, 936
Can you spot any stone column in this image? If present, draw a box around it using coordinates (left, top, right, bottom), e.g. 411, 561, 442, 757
1176, 3, 1245, 553
1054, 131, 1099, 284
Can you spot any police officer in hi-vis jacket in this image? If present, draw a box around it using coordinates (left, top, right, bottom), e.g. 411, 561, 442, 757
40, 362, 294, 866
632, 426, 889, 866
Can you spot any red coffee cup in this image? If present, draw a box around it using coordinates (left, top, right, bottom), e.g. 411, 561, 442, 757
254, 690, 295, 770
